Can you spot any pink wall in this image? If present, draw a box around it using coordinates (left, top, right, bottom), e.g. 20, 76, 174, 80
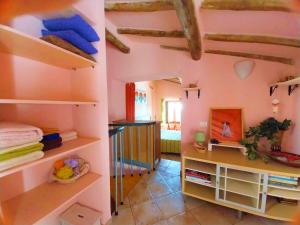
106, 41, 299, 153
107, 76, 126, 122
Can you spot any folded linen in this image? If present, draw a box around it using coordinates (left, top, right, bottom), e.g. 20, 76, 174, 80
0, 151, 45, 172
62, 136, 78, 143
0, 142, 39, 154
0, 143, 43, 162
60, 131, 77, 143
42, 137, 62, 151
42, 133, 60, 141
0, 122, 43, 149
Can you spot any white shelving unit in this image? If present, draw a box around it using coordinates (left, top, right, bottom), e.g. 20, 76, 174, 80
182, 144, 300, 222
0, 24, 96, 69
0, 1, 109, 224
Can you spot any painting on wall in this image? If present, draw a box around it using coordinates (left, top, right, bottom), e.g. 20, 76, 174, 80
210, 108, 243, 143
135, 90, 147, 104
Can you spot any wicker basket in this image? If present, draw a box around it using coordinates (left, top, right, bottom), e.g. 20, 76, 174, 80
50, 162, 90, 184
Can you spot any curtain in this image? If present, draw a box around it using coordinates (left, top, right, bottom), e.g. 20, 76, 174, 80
161, 98, 166, 124
126, 83, 135, 121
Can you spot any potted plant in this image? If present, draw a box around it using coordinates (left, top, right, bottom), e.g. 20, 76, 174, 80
241, 118, 292, 160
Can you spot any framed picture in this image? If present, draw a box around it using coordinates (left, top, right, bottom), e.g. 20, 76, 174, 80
210, 108, 243, 143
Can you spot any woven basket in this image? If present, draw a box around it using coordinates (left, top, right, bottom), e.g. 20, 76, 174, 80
50, 162, 90, 184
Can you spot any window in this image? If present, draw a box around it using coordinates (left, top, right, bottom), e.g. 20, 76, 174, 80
166, 100, 182, 123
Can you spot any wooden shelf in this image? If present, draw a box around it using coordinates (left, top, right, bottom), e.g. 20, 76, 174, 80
0, 99, 97, 105
268, 187, 300, 200
225, 192, 258, 209
185, 160, 216, 175
2, 172, 101, 225
183, 181, 216, 203
0, 137, 100, 178
0, 24, 96, 69
182, 87, 200, 91
226, 179, 259, 198
270, 77, 300, 86
268, 184, 300, 192
221, 169, 259, 184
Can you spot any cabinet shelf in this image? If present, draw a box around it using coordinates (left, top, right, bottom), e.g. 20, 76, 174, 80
185, 160, 216, 175
221, 169, 259, 184
0, 24, 96, 69
226, 179, 259, 198
0, 137, 100, 178
183, 181, 216, 203
2, 172, 101, 225
0, 99, 97, 106
268, 187, 300, 200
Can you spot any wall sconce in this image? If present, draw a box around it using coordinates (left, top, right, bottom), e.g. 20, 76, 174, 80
234, 60, 255, 80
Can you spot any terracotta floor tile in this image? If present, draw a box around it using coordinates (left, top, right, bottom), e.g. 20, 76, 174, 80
128, 181, 152, 205
167, 212, 200, 225
111, 207, 135, 225
148, 179, 173, 199
156, 192, 186, 219
165, 176, 181, 192
132, 200, 163, 225
190, 203, 232, 225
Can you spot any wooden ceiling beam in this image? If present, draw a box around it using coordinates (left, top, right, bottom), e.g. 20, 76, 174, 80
201, 0, 291, 12
173, 0, 201, 60
117, 28, 185, 38
160, 45, 189, 52
105, 29, 130, 54
105, 0, 174, 12
205, 49, 294, 65
205, 34, 300, 48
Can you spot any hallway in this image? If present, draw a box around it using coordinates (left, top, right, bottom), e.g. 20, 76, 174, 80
110, 155, 287, 225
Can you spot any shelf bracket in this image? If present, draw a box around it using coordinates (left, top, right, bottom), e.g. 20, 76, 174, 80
185, 90, 189, 99
197, 89, 200, 98
288, 84, 298, 96
269, 85, 278, 96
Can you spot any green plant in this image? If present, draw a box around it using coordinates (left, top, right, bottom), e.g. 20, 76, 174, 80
241, 117, 292, 160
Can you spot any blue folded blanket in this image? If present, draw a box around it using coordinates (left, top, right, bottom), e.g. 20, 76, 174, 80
42, 133, 60, 141
43, 14, 100, 42
41, 29, 98, 54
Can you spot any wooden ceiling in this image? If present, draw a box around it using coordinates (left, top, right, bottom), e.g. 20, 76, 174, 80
105, 0, 299, 65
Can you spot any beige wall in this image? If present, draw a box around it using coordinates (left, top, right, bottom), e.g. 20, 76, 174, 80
153, 80, 182, 121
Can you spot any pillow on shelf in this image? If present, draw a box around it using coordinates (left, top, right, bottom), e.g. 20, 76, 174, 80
41, 30, 98, 54
43, 15, 99, 42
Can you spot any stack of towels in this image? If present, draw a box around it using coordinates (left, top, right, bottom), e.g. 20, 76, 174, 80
42, 133, 62, 151
0, 122, 44, 172
41, 14, 100, 59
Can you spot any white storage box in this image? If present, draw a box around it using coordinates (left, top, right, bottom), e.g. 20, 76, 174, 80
60, 203, 102, 225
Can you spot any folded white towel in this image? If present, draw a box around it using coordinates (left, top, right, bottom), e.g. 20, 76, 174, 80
0, 122, 43, 149
60, 131, 78, 143
0, 151, 44, 172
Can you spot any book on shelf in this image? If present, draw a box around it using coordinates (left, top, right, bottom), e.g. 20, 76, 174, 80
269, 181, 299, 189
186, 175, 212, 185
185, 169, 212, 185
269, 175, 298, 181
269, 177, 298, 185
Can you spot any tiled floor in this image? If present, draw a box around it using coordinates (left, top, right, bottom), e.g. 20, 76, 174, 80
110, 154, 288, 225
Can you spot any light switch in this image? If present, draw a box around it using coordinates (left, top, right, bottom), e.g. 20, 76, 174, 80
200, 121, 208, 128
